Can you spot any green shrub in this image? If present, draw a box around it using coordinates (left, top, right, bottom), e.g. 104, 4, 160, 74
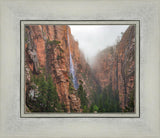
57, 55, 63, 60
25, 35, 28, 42
47, 40, 61, 45
83, 105, 88, 113
57, 46, 64, 53
27, 74, 65, 112
93, 105, 99, 112
124, 89, 135, 112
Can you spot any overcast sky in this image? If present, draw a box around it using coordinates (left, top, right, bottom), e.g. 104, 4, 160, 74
69, 25, 129, 64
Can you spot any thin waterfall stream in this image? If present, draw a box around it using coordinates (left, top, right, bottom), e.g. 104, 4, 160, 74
67, 28, 79, 90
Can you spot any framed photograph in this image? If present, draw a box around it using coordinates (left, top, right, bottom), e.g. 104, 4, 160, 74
21, 20, 140, 118
0, 0, 160, 138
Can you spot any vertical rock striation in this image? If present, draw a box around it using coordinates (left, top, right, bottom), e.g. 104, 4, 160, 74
92, 25, 135, 110
25, 25, 83, 112
25, 24, 135, 112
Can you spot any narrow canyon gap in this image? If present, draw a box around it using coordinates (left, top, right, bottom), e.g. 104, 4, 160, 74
25, 25, 135, 113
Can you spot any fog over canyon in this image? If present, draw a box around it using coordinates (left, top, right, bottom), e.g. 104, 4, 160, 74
70, 25, 129, 65
25, 24, 135, 113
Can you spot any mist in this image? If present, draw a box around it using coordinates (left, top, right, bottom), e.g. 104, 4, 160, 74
69, 25, 129, 65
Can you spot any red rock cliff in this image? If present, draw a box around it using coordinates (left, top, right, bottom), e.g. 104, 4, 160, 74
25, 25, 84, 112
92, 25, 135, 110
25, 24, 135, 112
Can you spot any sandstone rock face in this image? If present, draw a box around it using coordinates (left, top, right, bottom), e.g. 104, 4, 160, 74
25, 25, 84, 112
69, 94, 81, 112
92, 25, 135, 109
25, 24, 135, 112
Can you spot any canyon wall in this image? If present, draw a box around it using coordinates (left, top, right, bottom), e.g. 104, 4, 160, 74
25, 24, 135, 112
25, 25, 97, 112
92, 25, 135, 110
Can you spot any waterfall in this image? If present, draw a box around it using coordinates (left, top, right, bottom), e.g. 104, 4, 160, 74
67, 28, 79, 90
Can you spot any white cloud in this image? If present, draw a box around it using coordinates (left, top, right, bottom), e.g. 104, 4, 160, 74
69, 25, 129, 64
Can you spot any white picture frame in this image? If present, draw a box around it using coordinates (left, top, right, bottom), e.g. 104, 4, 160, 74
20, 20, 140, 118
0, 0, 160, 137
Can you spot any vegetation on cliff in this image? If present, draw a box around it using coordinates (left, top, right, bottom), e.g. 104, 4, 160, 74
77, 80, 88, 111
26, 73, 66, 112
25, 24, 135, 113
85, 84, 121, 113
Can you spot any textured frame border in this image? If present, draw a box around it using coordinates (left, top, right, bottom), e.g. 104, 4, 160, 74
20, 20, 140, 118
0, 0, 160, 137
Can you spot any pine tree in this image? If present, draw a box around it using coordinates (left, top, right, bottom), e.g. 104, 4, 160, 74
124, 89, 135, 112
90, 83, 122, 113
89, 104, 94, 112
77, 80, 88, 109
37, 74, 48, 112
93, 105, 99, 112
98, 94, 104, 112
28, 72, 63, 112
46, 75, 58, 112
83, 105, 88, 113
